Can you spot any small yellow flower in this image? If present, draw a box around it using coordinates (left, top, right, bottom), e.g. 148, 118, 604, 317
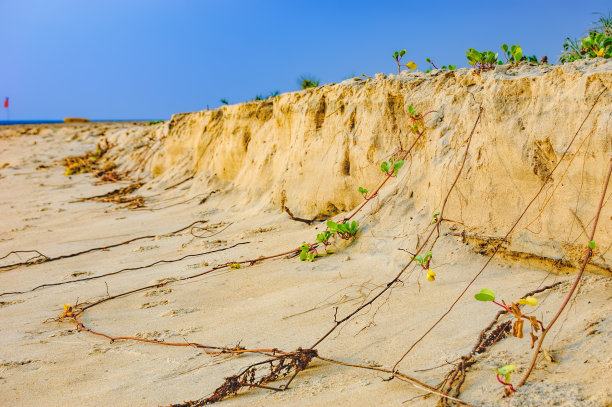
518, 297, 538, 306
230, 263, 241, 269
405, 61, 417, 70
61, 304, 74, 318
426, 269, 436, 282
594, 48, 605, 57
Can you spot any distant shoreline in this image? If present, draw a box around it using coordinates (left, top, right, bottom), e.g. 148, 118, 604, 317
0, 119, 162, 125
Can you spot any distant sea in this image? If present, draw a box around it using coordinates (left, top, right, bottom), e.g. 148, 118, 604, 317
0, 119, 159, 125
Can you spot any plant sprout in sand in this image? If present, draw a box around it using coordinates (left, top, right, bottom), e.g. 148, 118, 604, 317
475, 288, 543, 395
392, 49, 417, 74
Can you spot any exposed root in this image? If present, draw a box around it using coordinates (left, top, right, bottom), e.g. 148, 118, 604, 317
437, 282, 565, 406
170, 349, 317, 406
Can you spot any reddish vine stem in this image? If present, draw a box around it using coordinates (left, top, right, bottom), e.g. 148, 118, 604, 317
343, 125, 426, 222
392, 87, 606, 371
73, 316, 290, 356
316, 356, 478, 407
311, 104, 484, 350
516, 156, 612, 389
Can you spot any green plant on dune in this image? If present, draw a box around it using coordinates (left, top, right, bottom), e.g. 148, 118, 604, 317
220, 98, 229, 105
148, 120, 164, 125
501, 44, 523, 63
560, 12, 612, 63
591, 11, 612, 36
298, 75, 320, 89
465, 48, 502, 70
380, 156, 404, 177
392, 49, 417, 74
254, 90, 280, 101
425, 58, 456, 71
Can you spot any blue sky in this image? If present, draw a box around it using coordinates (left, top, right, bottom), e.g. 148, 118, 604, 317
1, 0, 610, 120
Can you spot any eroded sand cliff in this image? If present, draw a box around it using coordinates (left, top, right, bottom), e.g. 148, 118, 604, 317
0, 59, 611, 406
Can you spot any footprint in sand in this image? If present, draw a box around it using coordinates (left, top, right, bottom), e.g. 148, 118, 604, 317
0, 299, 25, 308
139, 300, 168, 309
144, 288, 173, 297
160, 308, 200, 317
62, 271, 93, 280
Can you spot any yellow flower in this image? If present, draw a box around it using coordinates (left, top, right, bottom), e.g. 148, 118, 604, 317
518, 297, 537, 306
594, 48, 605, 57
426, 269, 436, 282
61, 304, 74, 318
405, 61, 417, 70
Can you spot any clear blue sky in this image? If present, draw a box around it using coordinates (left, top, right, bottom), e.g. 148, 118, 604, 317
1, 0, 609, 120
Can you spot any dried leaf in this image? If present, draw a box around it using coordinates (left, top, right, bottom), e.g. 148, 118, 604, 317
513, 319, 524, 338
529, 332, 538, 349
526, 315, 542, 332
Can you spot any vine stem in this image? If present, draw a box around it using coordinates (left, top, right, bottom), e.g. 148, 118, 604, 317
311, 104, 484, 350
516, 156, 612, 388
392, 87, 606, 371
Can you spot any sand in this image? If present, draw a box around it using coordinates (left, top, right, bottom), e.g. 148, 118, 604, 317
0, 60, 611, 406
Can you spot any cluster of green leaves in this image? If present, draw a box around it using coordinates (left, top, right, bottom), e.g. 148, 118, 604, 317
380, 156, 404, 176
425, 58, 456, 72
431, 211, 440, 224
327, 220, 359, 239
501, 44, 523, 63
413, 251, 432, 267
253, 90, 280, 101
299, 243, 316, 262
316, 230, 332, 247
392, 49, 417, 74
560, 13, 612, 63
465, 48, 502, 70
299, 75, 320, 89
413, 251, 436, 281
300, 220, 359, 262
148, 120, 164, 125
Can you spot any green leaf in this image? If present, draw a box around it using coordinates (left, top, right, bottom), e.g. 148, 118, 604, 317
358, 186, 368, 195
393, 51, 399, 58
327, 220, 338, 233
415, 255, 423, 264
474, 288, 496, 302
408, 105, 416, 116
423, 251, 432, 263
426, 58, 432, 63
400, 49, 406, 56
381, 161, 390, 173
589, 240, 596, 249
394, 160, 404, 170
501, 44, 508, 53
495, 364, 515, 382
